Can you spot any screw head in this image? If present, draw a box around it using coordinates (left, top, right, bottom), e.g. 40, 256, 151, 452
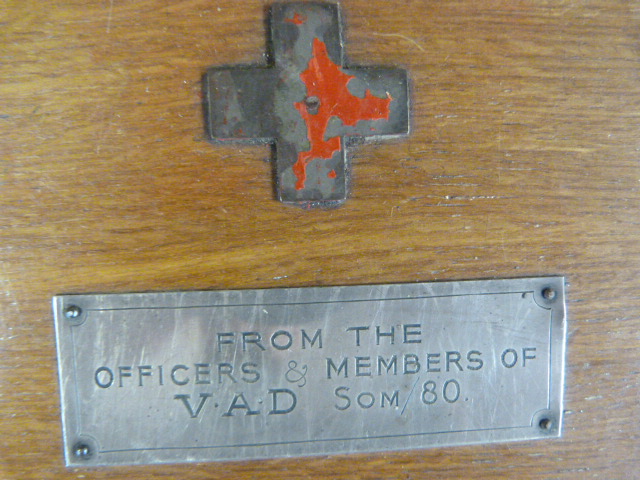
72, 442, 92, 460
64, 305, 82, 320
539, 417, 553, 431
542, 287, 557, 301
304, 96, 320, 114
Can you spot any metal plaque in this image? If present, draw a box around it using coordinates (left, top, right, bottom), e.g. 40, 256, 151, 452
54, 277, 567, 467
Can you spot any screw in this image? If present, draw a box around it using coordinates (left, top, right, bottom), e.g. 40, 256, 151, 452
539, 417, 553, 431
542, 287, 557, 301
73, 442, 92, 460
64, 305, 82, 320
304, 96, 320, 114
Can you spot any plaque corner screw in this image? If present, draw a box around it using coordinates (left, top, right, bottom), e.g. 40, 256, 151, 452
72, 442, 93, 460
538, 416, 555, 432
541, 287, 557, 302
64, 305, 82, 320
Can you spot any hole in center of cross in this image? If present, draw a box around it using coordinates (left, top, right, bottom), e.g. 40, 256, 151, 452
304, 96, 321, 115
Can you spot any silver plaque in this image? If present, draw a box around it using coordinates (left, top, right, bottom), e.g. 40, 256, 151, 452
54, 277, 567, 467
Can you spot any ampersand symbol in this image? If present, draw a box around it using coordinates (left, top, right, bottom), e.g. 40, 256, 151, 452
285, 360, 307, 388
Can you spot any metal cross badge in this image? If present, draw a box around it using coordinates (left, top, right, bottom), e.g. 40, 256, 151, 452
204, 2, 410, 209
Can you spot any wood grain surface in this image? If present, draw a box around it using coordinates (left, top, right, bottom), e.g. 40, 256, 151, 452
1, 0, 639, 478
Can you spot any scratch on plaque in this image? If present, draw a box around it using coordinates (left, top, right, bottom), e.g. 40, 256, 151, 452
373, 33, 425, 52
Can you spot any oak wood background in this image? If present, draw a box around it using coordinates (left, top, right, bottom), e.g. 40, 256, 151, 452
2, 0, 639, 478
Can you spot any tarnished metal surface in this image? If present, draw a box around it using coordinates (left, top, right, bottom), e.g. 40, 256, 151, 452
204, 2, 410, 208
54, 277, 567, 467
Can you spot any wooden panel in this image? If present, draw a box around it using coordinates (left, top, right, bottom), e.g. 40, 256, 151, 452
1, 0, 638, 478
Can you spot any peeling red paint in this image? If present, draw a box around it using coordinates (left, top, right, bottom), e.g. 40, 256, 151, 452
293, 38, 392, 190
328, 169, 337, 179
285, 13, 307, 25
